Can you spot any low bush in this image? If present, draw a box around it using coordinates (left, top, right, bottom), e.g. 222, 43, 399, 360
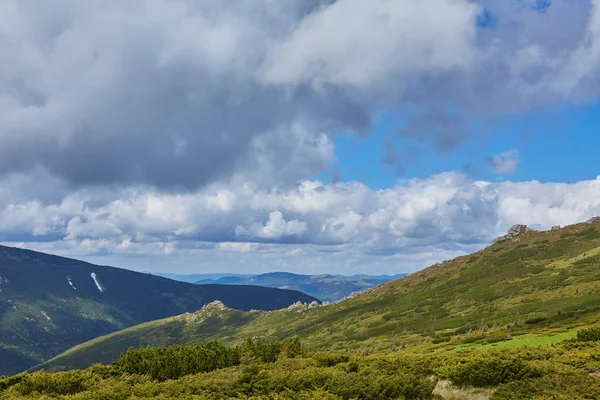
575, 326, 600, 342
442, 358, 542, 388
11, 371, 87, 396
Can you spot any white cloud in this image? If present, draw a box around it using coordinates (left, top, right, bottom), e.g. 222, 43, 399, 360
488, 149, 520, 174
1, 172, 600, 274
217, 242, 258, 253
262, 0, 479, 87
235, 211, 308, 240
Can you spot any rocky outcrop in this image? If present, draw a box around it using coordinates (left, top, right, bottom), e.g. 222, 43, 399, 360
586, 216, 600, 224
286, 300, 321, 313
494, 224, 538, 243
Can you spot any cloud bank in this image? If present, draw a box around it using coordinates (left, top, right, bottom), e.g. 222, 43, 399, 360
2, 172, 600, 273
1, 0, 599, 190
1, 0, 600, 273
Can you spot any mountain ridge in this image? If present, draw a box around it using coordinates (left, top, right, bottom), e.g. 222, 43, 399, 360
36, 217, 600, 372
195, 271, 407, 302
0, 245, 318, 375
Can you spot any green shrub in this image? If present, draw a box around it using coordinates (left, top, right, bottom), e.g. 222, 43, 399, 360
12, 371, 87, 396
575, 326, 600, 342
525, 316, 548, 325
443, 359, 542, 388
112, 341, 240, 381
313, 353, 350, 367
492, 371, 600, 400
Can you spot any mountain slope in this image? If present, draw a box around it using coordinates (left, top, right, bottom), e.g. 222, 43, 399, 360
38, 218, 600, 372
154, 273, 255, 284
0, 246, 317, 375
196, 272, 407, 302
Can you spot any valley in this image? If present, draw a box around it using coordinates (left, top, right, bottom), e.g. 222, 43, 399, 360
20, 218, 600, 399
0, 246, 317, 375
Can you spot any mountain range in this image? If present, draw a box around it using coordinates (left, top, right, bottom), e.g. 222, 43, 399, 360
194, 272, 408, 302
152, 273, 256, 284
0, 246, 317, 375
37, 218, 600, 373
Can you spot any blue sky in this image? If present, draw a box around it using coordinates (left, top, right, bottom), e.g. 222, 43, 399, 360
320, 100, 600, 189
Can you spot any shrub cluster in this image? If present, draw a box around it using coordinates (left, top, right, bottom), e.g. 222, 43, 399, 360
2, 338, 600, 399
112, 337, 303, 381
441, 359, 542, 388
575, 326, 600, 342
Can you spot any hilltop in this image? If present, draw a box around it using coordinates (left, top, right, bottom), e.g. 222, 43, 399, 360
195, 272, 407, 302
37, 217, 600, 373
0, 246, 318, 375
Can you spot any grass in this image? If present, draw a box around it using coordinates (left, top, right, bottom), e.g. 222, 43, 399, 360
35, 219, 600, 372
432, 380, 494, 400
450, 330, 578, 352
7, 335, 600, 399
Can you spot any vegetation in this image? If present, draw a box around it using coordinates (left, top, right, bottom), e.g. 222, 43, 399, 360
40, 219, 600, 374
5, 334, 600, 399
6, 219, 600, 398
0, 246, 318, 375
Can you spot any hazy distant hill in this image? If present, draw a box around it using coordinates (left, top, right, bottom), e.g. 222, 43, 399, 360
195, 272, 407, 301
0, 246, 317, 375
42, 218, 600, 372
153, 273, 255, 284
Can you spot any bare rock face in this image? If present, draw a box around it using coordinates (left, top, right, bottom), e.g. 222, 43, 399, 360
494, 224, 537, 243
507, 225, 531, 238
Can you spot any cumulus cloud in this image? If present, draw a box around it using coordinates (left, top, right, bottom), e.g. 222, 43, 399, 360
488, 149, 520, 174
0, 0, 599, 190
1, 172, 600, 273
235, 211, 308, 241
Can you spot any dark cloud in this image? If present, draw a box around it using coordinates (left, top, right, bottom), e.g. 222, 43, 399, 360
0, 0, 598, 192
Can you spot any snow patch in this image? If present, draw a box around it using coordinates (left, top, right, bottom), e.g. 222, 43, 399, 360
91, 271, 106, 293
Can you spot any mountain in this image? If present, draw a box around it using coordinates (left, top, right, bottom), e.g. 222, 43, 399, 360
39, 218, 600, 372
152, 273, 256, 284
195, 272, 407, 302
0, 246, 318, 375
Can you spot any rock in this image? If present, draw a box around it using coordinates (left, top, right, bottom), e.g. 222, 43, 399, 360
287, 301, 304, 310
507, 224, 532, 238
586, 216, 600, 224
551, 225, 561, 230
494, 224, 537, 243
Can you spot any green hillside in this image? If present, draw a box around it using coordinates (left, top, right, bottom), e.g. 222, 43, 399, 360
0, 246, 318, 375
38, 218, 600, 374
196, 272, 407, 302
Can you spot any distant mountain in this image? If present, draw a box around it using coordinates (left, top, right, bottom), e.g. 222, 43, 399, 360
0, 246, 317, 375
151, 273, 255, 283
41, 218, 600, 373
194, 272, 407, 302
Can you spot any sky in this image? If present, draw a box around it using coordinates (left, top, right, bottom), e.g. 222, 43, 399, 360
1, 0, 600, 275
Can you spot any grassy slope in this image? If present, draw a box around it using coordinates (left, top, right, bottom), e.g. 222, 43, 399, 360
0, 246, 318, 375
39, 219, 600, 371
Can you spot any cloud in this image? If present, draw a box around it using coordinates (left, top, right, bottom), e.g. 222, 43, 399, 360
217, 242, 258, 253
3, 1, 600, 274
235, 211, 308, 241
1, 0, 600, 191
2, 171, 600, 273
488, 149, 520, 174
